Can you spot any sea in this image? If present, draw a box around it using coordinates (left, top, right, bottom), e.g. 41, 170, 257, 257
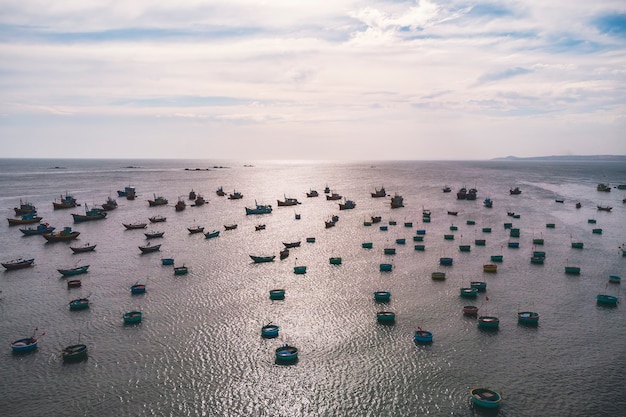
1, 158, 625, 417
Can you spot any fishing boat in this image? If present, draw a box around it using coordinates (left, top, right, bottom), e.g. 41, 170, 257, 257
463, 305, 479, 316
131, 283, 146, 294
530, 256, 545, 264
70, 243, 96, 253
414, 244, 426, 251
69, 297, 90, 310
216, 186, 226, 196
279, 248, 289, 260
188, 189, 196, 200
371, 187, 387, 198
13, 199, 37, 215
7, 213, 43, 226
587, 218, 597, 224
295, 213, 301, 220
470, 281, 486, 292
532, 237, 544, 245
275, 344, 298, 362
193, 194, 206, 206
149, 215, 167, 223
174, 198, 186, 211
228, 190, 243, 200
67, 279, 81, 288
597, 183, 611, 192
390, 193, 404, 208
597, 205, 612, 212
459, 244, 471, 252
470, 388, 502, 409
269, 289, 285, 300
490, 255, 503, 262
52, 193, 77, 209
477, 315, 500, 329
161, 258, 174, 265
457, 187, 467, 199
148, 194, 168, 206
483, 264, 497, 272
442, 185, 451, 193
379, 263, 393, 272
187, 225, 204, 234
431, 272, 446, 280
374, 291, 391, 302
10, 330, 40, 353
447, 211, 458, 216
324, 185, 331, 193
592, 228, 603, 234
555, 198, 564, 203
439, 257, 453, 266
474, 239, 486, 246
384, 248, 396, 255
123, 222, 147, 230
57, 265, 89, 276
174, 265, 189, 275
413, 236, 424, 242
283, 241, 301, 248
362, 242, 373, 249
306, 189, 319, 197
277, 195, 301, 206
564, 266, 581, 275
42, 227, 80, 242
376, 311, 396, 323
596, 294, 619, 305
508, 242, 520, 248
329, 257, 342, 265
576, 202, 582, 209
293, 265, 307, 274
144, 231, 165, 239
250, 255, 276, 263
204, 230, 220, 239
483, 198, 493, 208
608, 275, 621, 284
467, 188, 478, 200
518, 311, 540, 325
546, 223, 556, 228
413, 328, 433, 344
245, 201, 273, 215
338, 198, 356, 210
138, 243, 161, 253
62, 344, 88, 362
261, 323, 279, 338
224, 224, 238, 231
482, 227, 492, 233
255, 224, 266, 231
396, 238, 406, 245
510, 187, 522, 195
460, 287, 479, 298
123, 311, 143, 324
101, 196, 118, 211
326, 192, 342, 200
117, 185, 136, 197
19, 223, 55, 235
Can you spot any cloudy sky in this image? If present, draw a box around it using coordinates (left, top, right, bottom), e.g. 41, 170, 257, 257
1, 0, 625, 160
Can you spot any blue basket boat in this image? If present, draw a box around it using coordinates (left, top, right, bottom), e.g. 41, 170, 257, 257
373, 291, 391, 302
470, 388, 502, 409
275, 344, 298, 363
413, 329, 433, 344
261, 323, 279, 338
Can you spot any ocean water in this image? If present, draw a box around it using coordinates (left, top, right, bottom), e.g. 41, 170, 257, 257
1, 159, 625, 417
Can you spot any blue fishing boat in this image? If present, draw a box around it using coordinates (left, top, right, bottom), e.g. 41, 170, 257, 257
57, 265, 89, 276
413, 328, 433, 344
275, 344, 298, 362
69, 297, 90, 310
161, 258, 174, 266
13, 199, 36, 215
470, 388, 502, 409
8, 213, 43, 226
19, 223, 55, 235
72, 205, 107, 222
416, 229, 426, 235
174, 265, 188, 275
42, 227, 80, 242
596, 294, 618, 305
508, 241, 520, 248
245, 201, 272, 215
204, 230, 220, 239
376, 311, 396, 323
269, 289, 285, 300
117, 185, 136, 197
518, 311, 540, 325
395, 238, 406, 245
374, 291, 391, 302
250, 255, 276, 263
123, 311, 142, 324
261, 323, 279, 338
148, 194, 168, 206
439, 257, 453, 266
379, 263, 393, 272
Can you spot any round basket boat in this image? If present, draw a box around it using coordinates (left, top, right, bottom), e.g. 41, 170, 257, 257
269, 289, 285, 300
261, 324, 279, 338
470, 388, 502, 408
62, 344, 88, 362
413, 330, 433, 344
376, 311, 396, 324
275, 344, 298, 363
373, 291, 391, 302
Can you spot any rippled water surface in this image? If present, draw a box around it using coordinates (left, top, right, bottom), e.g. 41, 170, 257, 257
1, 159, 625, 416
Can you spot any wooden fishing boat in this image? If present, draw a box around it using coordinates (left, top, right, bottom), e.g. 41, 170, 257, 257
597, 205, 612, 212
57, 265, 89, 276
390, 193, 404, 208
329, 257, 342, 265
174, 198, 186, 211
269, 289, 285, 300
483, 264, 497, 272
546, 223, 556, 228
530, 256, 545, 264
67, 279, 81, 288
510, 187, 522, 195
70, 243, 96, 253
592, 228, 603, 234
576, 202, 582, 208
174, 265, 189, 275
255, 224, 266, 231
571, 242, 584, 249
62, 344, 88, 362
188, 189, 196, 200
275, 344, 298, 362
431, 272, 446, 280
193, 194, 206, 206
69, 297, 90, 310
117, 185, 136, 197
131, 284, 146, 294
245, 201, 273, 215
439, 257, 453, 266
187, 225, 204, 234
279, 248, 289, 260
148, 194, 168, 206
8, 213, 43, 225
339, 198, 356, 210
459, 244, 471, 252
277, 195, 301, 206
374, 291, 391, 302
463, 305, 479, 316
250, 255, 276, 263
123, 311, 143, 324
477, 315, 500, 329
149, 215, 167, 223
261, 323, 279, 338
384, 248, 396, 255
597, 183, 611, 192
413, 236, 424, 242
13, 199, 36, 216
123, 222, 147, 230
376, 311, 396, 323
216, 186, 226, 196
138, 243, 161, 253
306, 189, 319, 197
144, 231, 165, 239
20, 223, 55, 235
470, 388, 502, 409
161, 258, 174, 265
597, 294, 618, 305
204, 230, 220, 239
224, 224, 238, 230
306, 237, 315, 243
413, 329, 433, 344
490, 255, 503, 262
442, 185, 451, 193
608, 275, 621, 284
532, 238, 544, 245
101, 196, 118, 210
460, 287, 478, 298
482, 227, 492, 233
414, 244, 425, 251
326, 192, 342, 201
72, 205, 107, 222
2, 258, 35, 270
518, 311, 540, 325
466, 220, 476, 225
371, 187, 387, 198
324, 185, 330, 193
52, 193, 77, 209
10, 336, 38, 353
447, 210, 458, 216
474, 239, 486, 246
283, 241, 301, 248
587, 218, 597, 224
228, 190, 243, 200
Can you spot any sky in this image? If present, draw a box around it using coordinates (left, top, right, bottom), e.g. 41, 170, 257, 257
1, 0, 625, 160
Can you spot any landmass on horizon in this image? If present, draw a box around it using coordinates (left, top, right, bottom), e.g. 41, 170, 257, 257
491, 155, 626, 162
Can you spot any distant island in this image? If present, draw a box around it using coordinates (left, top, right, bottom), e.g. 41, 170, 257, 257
492, 155, 626, 162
